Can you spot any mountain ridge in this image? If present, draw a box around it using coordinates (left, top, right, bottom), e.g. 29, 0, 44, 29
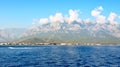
0, 21, 120, 44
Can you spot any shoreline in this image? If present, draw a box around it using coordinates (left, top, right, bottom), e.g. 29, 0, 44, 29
0, 44, 120, 47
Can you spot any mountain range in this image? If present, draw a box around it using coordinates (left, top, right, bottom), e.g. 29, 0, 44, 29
0, 20, 120, 44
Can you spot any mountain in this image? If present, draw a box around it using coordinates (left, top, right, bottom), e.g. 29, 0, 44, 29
0, 28, 27, 42
18, 37, 46, 44
0, 30, 9, 42
0, 20, 120, 44
18, 21, 120, 44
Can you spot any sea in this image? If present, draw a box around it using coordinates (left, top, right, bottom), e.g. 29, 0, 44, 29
0, 45, 120, 67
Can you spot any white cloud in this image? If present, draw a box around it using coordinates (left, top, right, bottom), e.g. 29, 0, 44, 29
48, 13, 64, 30
67, 9, 81, 24
91, 6, 103, 17
96, 15, 106, 24
98, 6, 103, 11
91, 10, 101, 17
108, 12, 118, 24
49, 13, 64, 23
32, 6, 120, 32
48, 10, 81, 30
36, 9, 81, 27
91, 6, 106, 24
39, 18, 49, 25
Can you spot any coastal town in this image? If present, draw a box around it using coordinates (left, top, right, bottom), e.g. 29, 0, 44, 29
0, 42, 119, 46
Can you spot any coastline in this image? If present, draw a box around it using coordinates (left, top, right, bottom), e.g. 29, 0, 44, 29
0, 43, 120, 46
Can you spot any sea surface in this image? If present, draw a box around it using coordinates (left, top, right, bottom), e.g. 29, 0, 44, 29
0, 45, 120, 67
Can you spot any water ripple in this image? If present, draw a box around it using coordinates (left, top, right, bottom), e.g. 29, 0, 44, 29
0, 46, 120, 67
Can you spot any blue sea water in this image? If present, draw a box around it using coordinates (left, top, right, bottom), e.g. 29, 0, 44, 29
0, 45, 120, 67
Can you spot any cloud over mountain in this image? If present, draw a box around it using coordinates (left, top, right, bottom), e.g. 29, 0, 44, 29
32, 6, 120, 31
67, 9, 81, 24
39, 18, 49, 25
37, 9, 81, 25
91, 6, 106, 24
108, 12, 118, 24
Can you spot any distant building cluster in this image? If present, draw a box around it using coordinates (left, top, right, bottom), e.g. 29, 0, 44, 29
0, 42, 104, 46
0, 42, 119, 46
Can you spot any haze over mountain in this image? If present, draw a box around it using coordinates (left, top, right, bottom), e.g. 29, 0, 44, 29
0, 6, 120, 44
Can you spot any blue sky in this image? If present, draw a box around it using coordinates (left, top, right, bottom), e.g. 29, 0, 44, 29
0, 0, 120, 28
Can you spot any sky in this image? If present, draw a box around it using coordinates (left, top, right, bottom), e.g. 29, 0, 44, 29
0, 0, 120, 28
